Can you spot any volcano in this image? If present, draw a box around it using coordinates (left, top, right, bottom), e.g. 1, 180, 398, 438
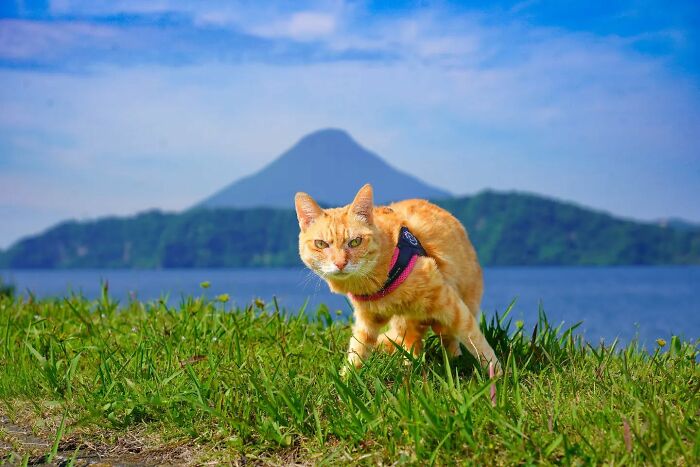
196, 128, 451, 209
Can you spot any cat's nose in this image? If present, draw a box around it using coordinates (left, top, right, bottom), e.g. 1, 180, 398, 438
334, 260, 348, 271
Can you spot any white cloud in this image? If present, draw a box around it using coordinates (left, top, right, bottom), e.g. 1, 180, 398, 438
48, 0, 344, 40
0, 19, 118, 60
49, 0, 176, 16
287, 11, 336, 39
247, 11, 338, 41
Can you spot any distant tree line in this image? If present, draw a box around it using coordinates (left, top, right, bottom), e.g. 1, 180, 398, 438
1, 191, 698, 268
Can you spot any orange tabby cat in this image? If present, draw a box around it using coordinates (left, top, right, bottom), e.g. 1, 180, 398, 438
295, 184, 501, 374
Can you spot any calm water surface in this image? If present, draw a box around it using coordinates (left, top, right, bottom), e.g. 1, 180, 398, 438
2, 267, 698, 348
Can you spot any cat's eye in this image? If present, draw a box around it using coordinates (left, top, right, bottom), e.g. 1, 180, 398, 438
314, 239, 329, 249
348, 237, 362, 248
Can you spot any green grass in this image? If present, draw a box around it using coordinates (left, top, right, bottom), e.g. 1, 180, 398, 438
0, 289, 698, 465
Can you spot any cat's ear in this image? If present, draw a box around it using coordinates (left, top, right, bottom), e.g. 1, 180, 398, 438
350, 183, 374, 224
295, 192, 323, 230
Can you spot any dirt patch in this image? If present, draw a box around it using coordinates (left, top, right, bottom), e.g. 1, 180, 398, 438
1, 411, 197, 466
0, 404, 317, 466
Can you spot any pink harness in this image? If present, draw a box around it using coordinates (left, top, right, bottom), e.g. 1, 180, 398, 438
349, 226, 426, 302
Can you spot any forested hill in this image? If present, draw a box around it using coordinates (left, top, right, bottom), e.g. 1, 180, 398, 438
2, 191, 699, 268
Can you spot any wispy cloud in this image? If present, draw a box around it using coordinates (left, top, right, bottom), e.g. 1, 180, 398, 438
250, 11, 338, 41
0, 19, 118, 61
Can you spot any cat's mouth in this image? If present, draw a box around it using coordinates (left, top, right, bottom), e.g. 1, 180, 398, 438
324, 269, 355, 280
319, 262, 363, 280
329, 270, 350, 278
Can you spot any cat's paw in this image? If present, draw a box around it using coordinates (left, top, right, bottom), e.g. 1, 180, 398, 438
343, 352, 364, 376
340, 357, 363, 380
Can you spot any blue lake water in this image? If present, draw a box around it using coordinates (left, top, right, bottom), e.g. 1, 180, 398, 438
1, 267, 698, 349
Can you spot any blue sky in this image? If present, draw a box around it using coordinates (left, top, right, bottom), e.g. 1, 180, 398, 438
1, 0, 699, 247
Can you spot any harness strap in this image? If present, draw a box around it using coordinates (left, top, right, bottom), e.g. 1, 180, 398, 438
349, 226, 427, 302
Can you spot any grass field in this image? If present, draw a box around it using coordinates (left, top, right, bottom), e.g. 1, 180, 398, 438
0, 288, 698, 465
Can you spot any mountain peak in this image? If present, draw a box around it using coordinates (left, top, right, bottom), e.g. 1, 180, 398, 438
280, 128, 360, 163
197, 128, 451, 209
299, 128, 353, 144
281, 128, 373, 165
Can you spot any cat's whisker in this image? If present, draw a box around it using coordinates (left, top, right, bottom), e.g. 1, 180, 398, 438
299, 268, 328, 311
306, 271, 324, 292
304, 268, 318, 283
299, 270, 315, 288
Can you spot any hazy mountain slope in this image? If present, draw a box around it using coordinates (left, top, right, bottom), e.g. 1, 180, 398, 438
437, 191, 700, 266
197, 128, 451, 208
0, 211, 174, 269
656, 218, 700, 231
2, 192, 698, 268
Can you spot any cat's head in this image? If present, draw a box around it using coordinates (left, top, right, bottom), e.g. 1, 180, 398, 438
295, 184, 382, 282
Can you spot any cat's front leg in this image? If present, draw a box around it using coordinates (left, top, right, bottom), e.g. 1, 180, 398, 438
378, 315, 428, 357
346, 310, 388, 369
433, 286, 502, 376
